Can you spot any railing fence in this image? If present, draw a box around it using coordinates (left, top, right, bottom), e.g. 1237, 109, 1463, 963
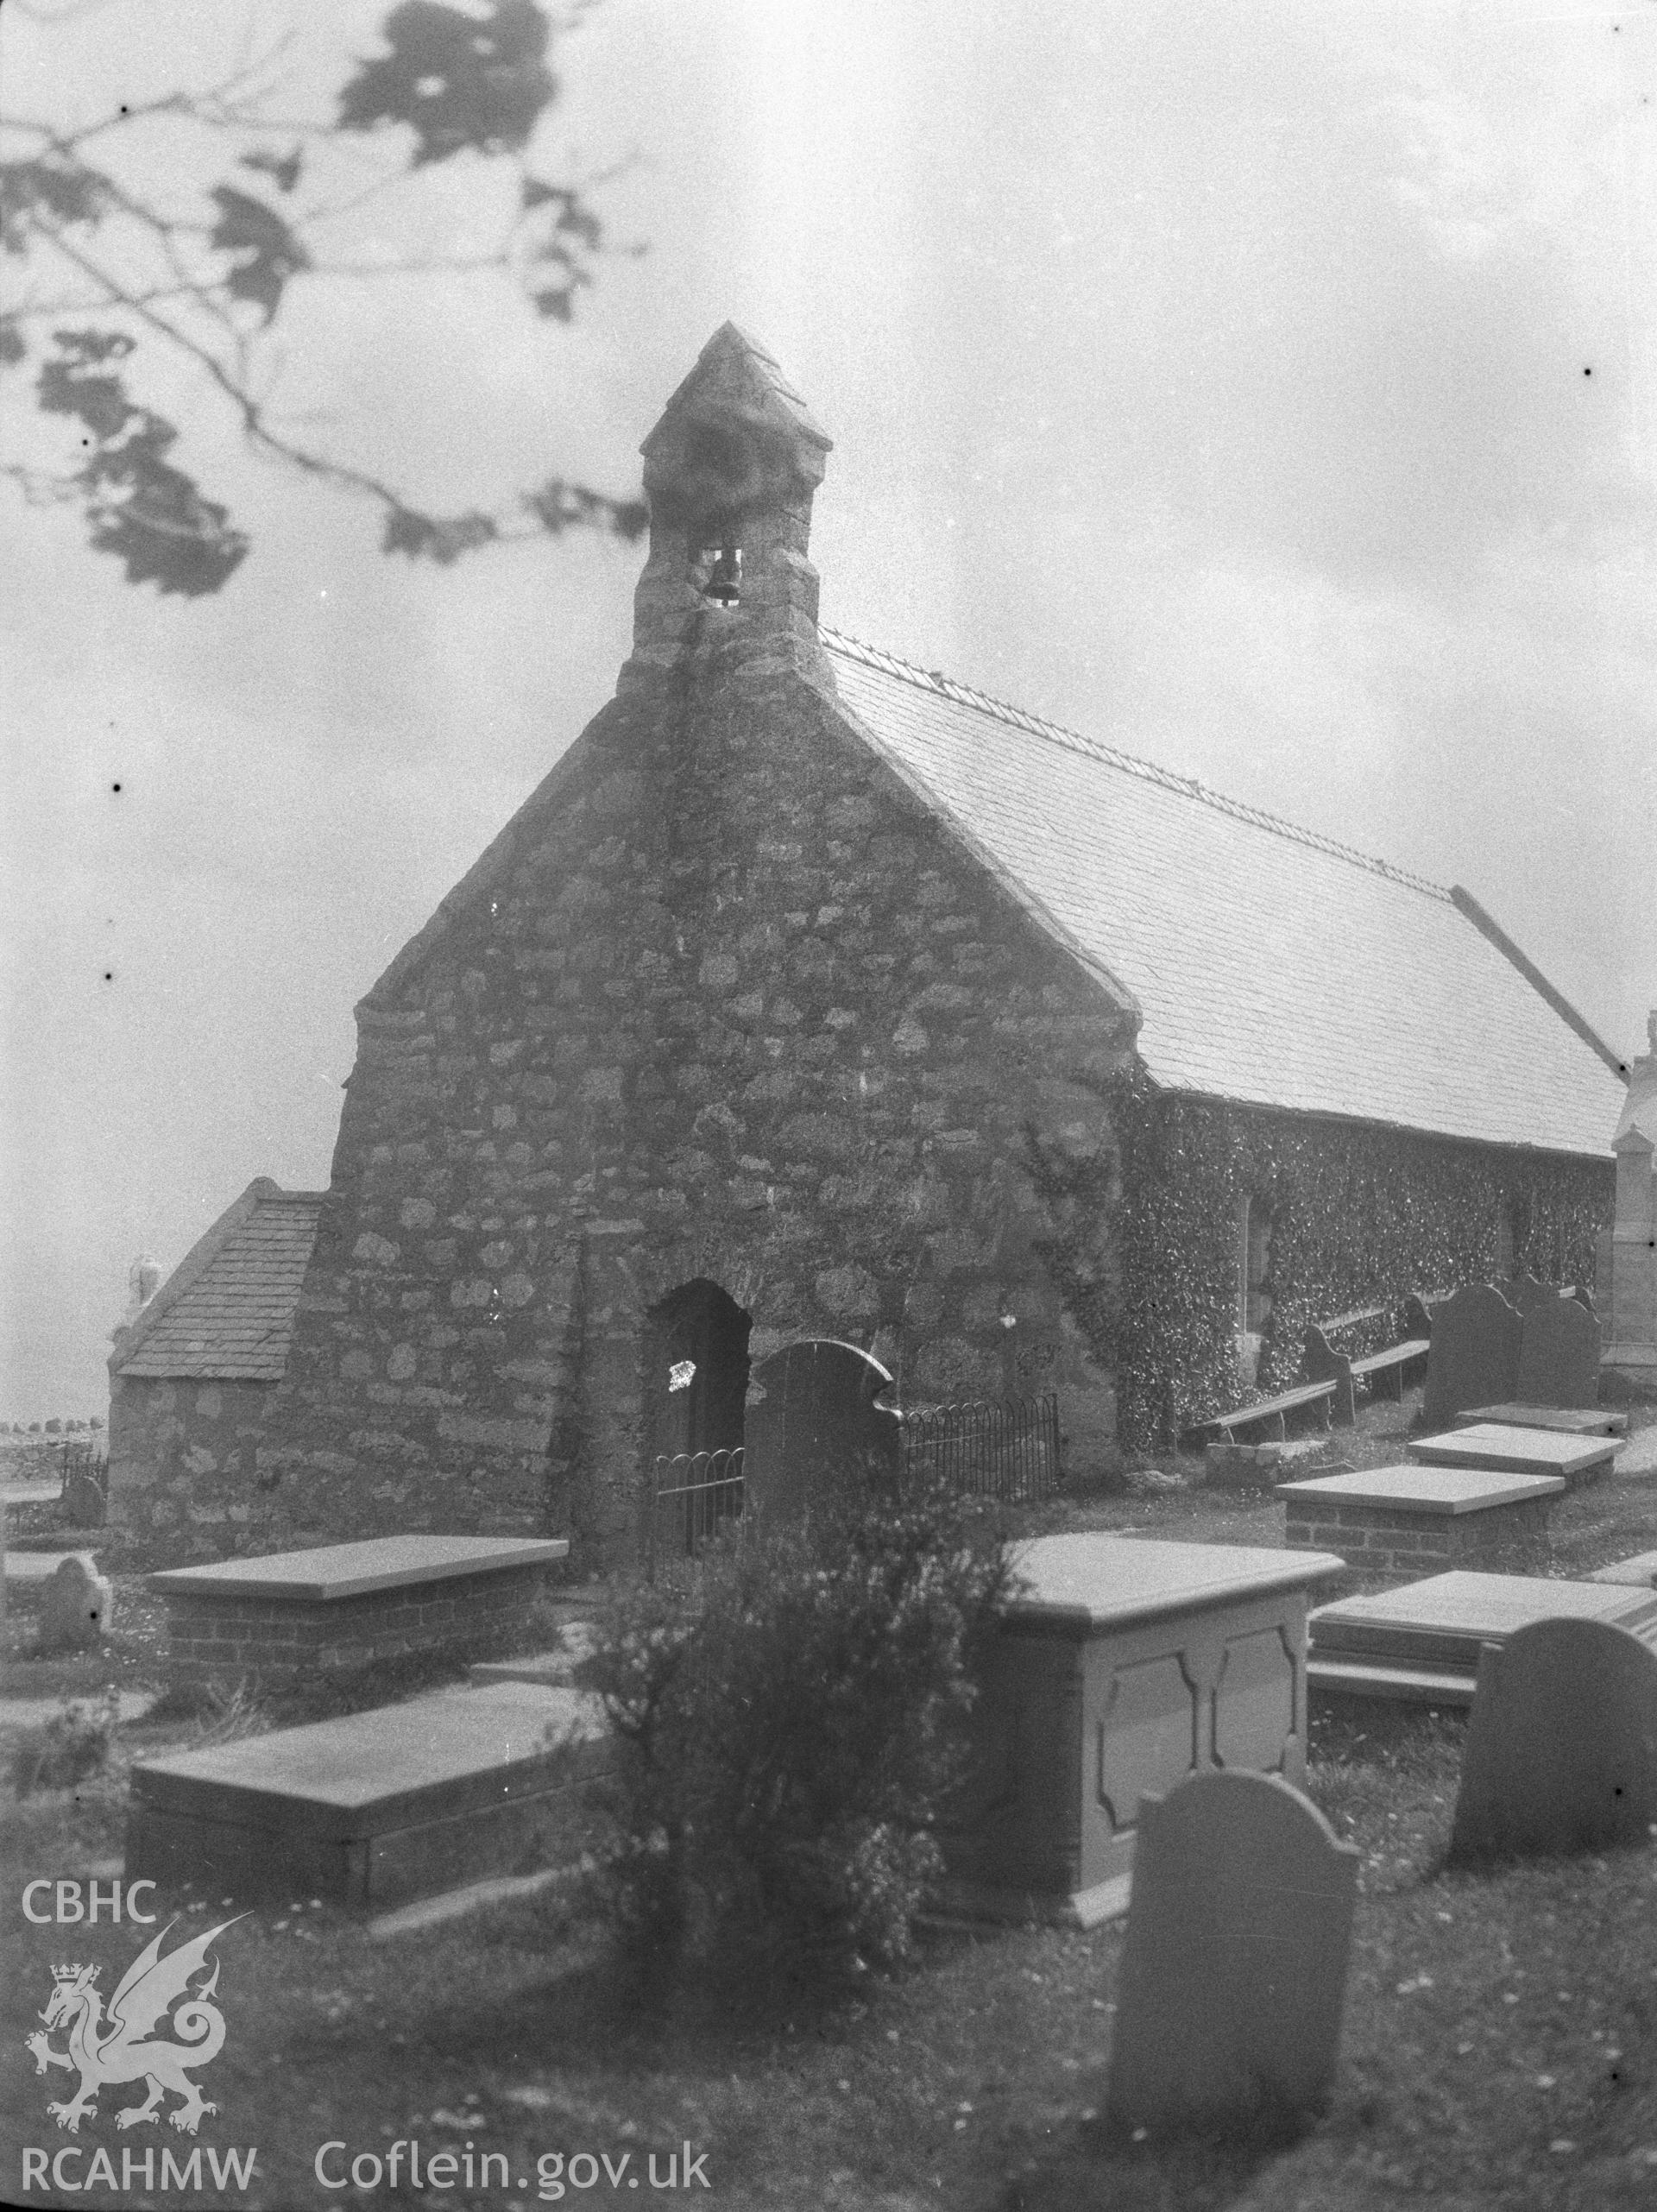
900, 1392, 1061, 1504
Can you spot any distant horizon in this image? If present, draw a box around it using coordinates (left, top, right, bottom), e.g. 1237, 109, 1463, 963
5, 0, 1654, 1413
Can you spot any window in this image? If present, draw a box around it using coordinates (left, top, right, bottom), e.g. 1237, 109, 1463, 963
1241, 1198, 1273, 1334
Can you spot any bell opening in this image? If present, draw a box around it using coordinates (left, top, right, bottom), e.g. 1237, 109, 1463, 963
701, 541, 742, 609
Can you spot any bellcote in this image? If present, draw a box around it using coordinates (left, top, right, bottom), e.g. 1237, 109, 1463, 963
626, 324, 834, 676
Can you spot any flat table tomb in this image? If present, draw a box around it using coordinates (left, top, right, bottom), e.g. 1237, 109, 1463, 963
1409, 1423, 1617, 1487
1281, 1465, 1563, 1585
126, 1680, 611, 1909
149, 1534, 570, 1685
1306, 1570, 1657, 1705
941, 1534, 1344, 1927
1454, 1405, 1626, 1437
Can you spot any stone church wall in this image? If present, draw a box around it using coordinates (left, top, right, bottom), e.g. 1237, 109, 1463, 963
107, 1374, 279, 1557
263, 638, 1139, 1565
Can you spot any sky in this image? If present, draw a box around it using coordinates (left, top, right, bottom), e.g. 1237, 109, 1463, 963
3, 0, 1655, 1421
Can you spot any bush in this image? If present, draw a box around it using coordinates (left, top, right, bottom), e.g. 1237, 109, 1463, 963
12, 1690, 120, 1798
585, 1485, 1011, 1992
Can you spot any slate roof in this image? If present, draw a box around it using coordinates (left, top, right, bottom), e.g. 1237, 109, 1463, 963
825, 632, 1625, 1157
112, 1179, 324, 1381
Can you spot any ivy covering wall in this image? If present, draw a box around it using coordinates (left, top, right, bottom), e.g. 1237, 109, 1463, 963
1110, 1077, 1614, 1452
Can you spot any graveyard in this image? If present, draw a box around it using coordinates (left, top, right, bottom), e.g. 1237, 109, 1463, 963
8, 1370, 1657, 2209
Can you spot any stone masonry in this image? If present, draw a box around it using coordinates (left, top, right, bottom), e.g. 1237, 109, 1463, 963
264, 328, 1137, 1565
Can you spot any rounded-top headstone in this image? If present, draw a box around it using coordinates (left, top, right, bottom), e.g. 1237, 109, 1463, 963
1422, 1285, 1523, 1427
1106, 1769, 1360, 2139
743, 1338, 901, 1524
1449, 1615, 1657, 1864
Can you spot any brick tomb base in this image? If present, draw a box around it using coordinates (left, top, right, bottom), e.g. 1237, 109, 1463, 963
149, 1534, 569, 1686
1279, 1467, 1564, 1585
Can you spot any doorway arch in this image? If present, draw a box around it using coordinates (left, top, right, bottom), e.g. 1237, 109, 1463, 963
645, 1277, 753, 1463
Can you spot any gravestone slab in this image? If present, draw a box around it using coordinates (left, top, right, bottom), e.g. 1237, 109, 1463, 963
1515, 1294, 1602, 1409
1508, 1272, 1553, 1320
1105, 1770, 1359, 2137
1591, 1552, 1657, 1588
38, 1553, 112, 1651
742, 1339, 902, 1524
1421, 1286, 1522, 1427
1449, 1616, 1657, 1863
149, 1533, 569, 1686
1307, 1570, 1657, 1705
1455, 1404, 1626, 1436
148, 1532, 568, 1602
127, 1680, 613, 1908
1281, 1465, 1564, 1513
1409, 1424, 1616, 1483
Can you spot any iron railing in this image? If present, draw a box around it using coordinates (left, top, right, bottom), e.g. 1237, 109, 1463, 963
901, 1392, 1060, 1504
55, 1440, 109, 1502
646, 1446, 746, 1579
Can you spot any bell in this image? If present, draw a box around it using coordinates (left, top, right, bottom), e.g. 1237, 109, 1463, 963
703, 542, 741, 608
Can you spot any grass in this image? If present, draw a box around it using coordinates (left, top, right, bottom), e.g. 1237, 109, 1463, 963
5, 1396, 1657, 2208
9, 1695, 1657, 2209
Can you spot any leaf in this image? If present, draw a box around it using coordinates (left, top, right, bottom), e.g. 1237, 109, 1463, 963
338, 0, 557, 167
522, 476, 647, 539
208, 186, 311, 324
381, 504, 500, 562
239, 145, 305, 194
34, 330, 249, 596
0, 320, 27, 369
0, 154, 110, 255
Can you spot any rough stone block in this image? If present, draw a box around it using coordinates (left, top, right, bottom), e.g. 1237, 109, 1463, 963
38, 1553, 113, 1651
1105, 1771, 1359, 2137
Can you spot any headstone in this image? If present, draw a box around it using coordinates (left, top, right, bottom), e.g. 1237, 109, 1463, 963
1449, 1616, 1657, 1864
741, 1339, 902, 1524
1507, 1271, 1553, 1320
61, 1466, 108, 1528
1105, 1770, 1359, 2138
38, 1553, 113, 1651
1514, 1293, 1602, 1408
1421, 1285, 1522, 1427
1299, 1327, 1355, 1427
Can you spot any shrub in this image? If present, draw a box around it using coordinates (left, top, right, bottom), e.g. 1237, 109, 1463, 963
585, 1484, 1011, 1991
12, 1690, 120, 1798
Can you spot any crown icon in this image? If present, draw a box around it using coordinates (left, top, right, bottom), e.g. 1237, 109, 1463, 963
52, 1963, 96, 1985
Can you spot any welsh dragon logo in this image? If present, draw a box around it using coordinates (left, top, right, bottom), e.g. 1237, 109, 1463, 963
25, 1917, 243, 2135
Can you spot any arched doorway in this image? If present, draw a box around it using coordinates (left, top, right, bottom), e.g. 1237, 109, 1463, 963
645, 1278, 753, 1463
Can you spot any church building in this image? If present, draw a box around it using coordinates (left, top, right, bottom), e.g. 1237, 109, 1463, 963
110, 327, 1625, 1563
